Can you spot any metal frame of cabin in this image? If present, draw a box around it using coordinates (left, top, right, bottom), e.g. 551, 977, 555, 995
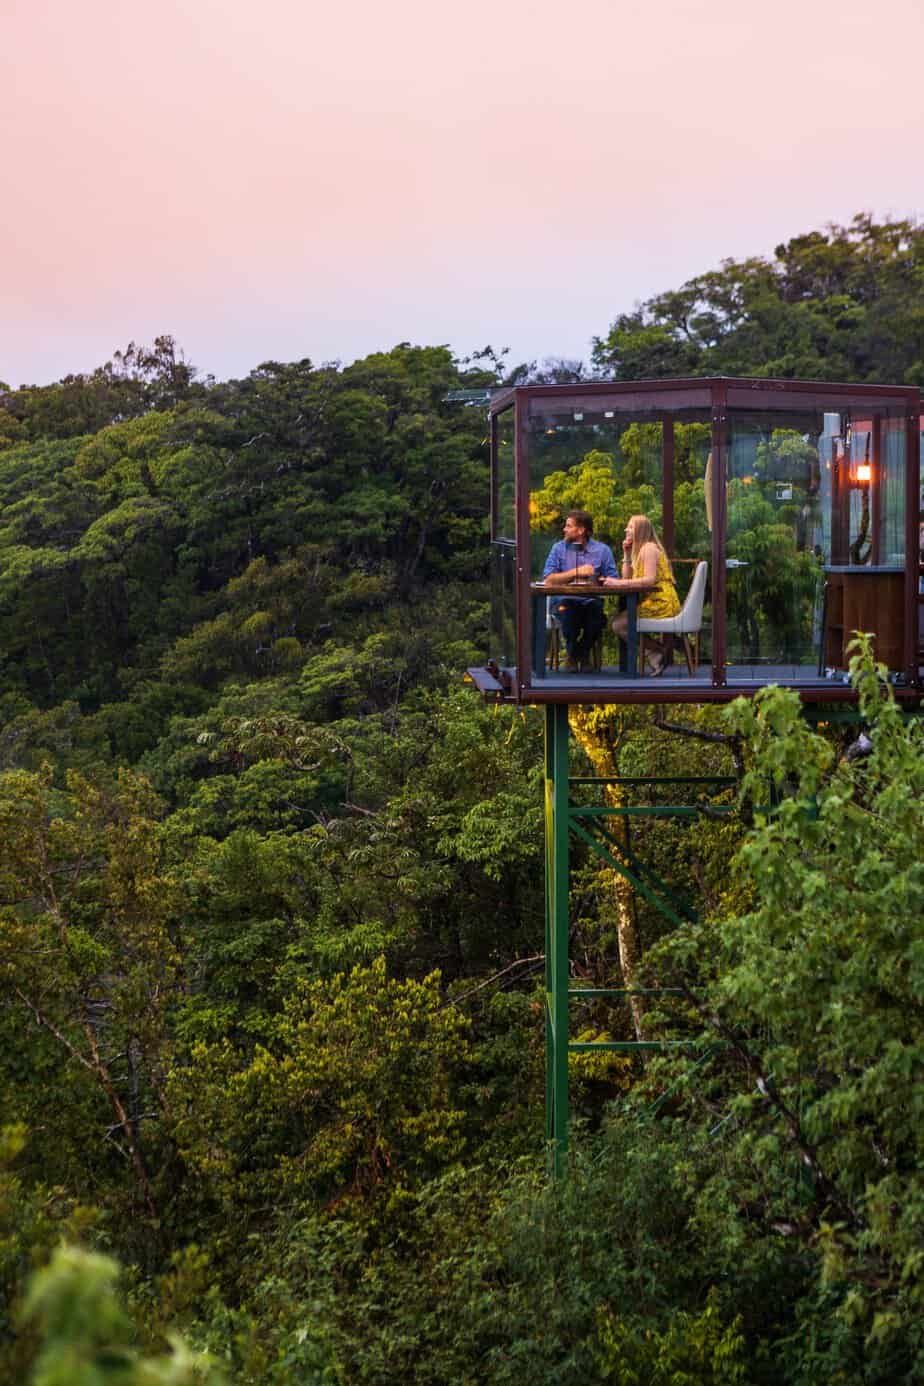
469, 376, 923, 708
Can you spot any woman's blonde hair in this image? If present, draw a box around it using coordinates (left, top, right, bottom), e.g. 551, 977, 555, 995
628, 514, 673, 574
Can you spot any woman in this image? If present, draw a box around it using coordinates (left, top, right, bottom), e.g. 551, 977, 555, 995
602, 515, 680, 676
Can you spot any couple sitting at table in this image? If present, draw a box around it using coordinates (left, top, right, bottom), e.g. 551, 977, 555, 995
542, 509, 680, 674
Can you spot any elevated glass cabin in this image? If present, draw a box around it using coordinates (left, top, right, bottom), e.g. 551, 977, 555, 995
471, 378, 922, 704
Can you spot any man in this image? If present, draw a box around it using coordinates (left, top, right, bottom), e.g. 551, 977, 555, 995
542, 510, 618, 670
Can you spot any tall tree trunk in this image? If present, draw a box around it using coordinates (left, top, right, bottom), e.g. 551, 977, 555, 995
83, 1022, 159, 1222
14, 987, 159, 1220
570, 709, 646, 1040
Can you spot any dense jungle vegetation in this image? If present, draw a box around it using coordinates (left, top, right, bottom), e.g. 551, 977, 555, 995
2, 214, 923, 1384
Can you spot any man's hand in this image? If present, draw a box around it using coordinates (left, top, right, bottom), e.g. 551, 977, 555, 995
542, 564, 596, 588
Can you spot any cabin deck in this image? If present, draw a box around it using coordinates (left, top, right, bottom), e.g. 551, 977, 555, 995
465, 661, 923, 706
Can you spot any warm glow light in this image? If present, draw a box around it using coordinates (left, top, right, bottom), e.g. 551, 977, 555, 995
856, 464, 872, 482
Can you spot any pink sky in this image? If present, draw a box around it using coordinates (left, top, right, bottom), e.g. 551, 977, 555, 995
2, 0, 923, 386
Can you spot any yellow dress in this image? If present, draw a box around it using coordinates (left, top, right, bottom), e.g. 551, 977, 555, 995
633, 547, 680, 620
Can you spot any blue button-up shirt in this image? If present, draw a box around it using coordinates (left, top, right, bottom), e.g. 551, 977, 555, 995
542, 538, 618, 600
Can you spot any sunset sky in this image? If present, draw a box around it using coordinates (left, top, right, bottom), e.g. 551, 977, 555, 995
3, 0, 923, 387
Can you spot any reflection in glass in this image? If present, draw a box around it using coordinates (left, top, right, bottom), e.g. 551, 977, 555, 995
727, 407, 907, 674
879, 417, 906, 565
494, 408, 515, 541
670, 423, 713, 661
489, 542, 517, 667
726, 413, 825, 669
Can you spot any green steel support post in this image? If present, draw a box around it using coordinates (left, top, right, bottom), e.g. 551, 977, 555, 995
545, 704, 570, 1175
542, 731, 739, 1177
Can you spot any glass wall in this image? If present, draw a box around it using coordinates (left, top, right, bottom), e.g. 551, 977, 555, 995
489, 407, 517, 667
725, 404, 906, 677
489, 542, 517, 668
665, 415, 712, 660
528, 411, 660, 575
833, 415, 907, 566
876, 417, 904, 565
524, 397, 713, 665
493, 407, 515, 542
725, 409, 826, 671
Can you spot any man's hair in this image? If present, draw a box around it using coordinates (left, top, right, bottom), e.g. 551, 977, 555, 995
566, 509, 594, 536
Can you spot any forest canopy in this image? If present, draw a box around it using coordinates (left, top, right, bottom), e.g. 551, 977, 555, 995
1, 215, 923, 1384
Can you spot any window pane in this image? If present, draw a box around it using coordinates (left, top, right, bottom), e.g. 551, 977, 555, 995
489, 542, 517, 667
527, 411, 653, 579
726, 411, 825, 670
727, 406, 907, 677
494, 407, 515, 541
880, 417, 906, 565
526, 408, 711, 573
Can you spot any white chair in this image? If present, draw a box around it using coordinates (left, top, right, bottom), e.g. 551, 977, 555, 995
637, 561, 708, 676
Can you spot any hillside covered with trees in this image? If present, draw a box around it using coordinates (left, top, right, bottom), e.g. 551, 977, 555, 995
1, 215, 923, 1383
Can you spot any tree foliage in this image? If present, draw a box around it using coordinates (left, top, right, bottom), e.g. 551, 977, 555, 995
593, 215, 924, 384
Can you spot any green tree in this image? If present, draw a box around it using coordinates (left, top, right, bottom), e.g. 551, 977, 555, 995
0, 766, 178, 1221
593, 215, 924, 384
168, 959, 471, 1227
644, 644, 924, 1380
20, 1244, 222, 1385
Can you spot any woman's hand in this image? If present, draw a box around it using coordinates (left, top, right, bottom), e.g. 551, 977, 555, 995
622, 536, 633, 555
602, 576, 621, 590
